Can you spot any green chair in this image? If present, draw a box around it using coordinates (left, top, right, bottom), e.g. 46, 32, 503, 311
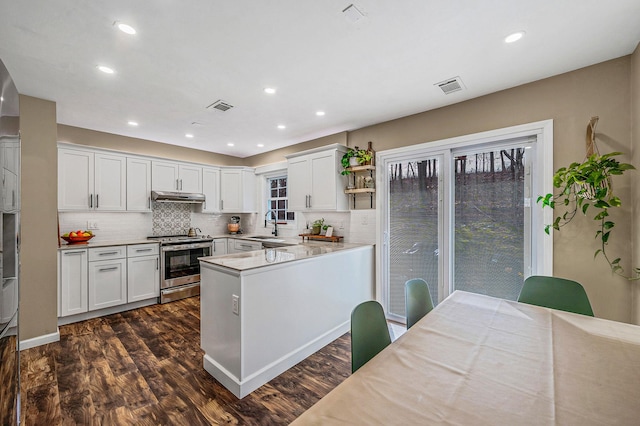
517, 275, 594, 316
405, 278, 435, 329
351, 300, 392, 373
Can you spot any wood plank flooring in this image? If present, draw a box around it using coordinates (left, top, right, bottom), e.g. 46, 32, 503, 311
20, 296, 351, 425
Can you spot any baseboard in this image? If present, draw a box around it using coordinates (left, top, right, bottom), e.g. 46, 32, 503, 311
20, 329, 60, 350
203, 321, 349, 399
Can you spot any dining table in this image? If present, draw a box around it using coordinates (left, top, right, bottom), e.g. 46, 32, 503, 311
292, 290, 640, 425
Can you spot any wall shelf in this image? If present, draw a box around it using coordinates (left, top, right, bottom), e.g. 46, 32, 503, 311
344, 165, 375, 209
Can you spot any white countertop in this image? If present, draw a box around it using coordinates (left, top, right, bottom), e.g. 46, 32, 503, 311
200, 241, 372, 271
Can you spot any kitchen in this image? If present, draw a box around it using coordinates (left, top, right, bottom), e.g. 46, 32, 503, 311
3, 1, 640, 424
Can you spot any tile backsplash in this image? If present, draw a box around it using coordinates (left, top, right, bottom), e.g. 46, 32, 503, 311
151, 202, 192, 235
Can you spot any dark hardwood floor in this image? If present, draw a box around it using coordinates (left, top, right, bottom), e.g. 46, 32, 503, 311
20, 296, 351, 425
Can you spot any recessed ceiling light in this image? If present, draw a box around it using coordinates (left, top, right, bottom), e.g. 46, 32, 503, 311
0, 96, 3, 102
264, 87, 276, 94
97, 65, 115, 74
116, 22, 136, 35
227, 143, 234, 147
127, 121, 138, 126
505, 31, 525, 43
277, 124, 286, 129
316, 111, 325, 116
257, 144, 265, 148
185, 133, 194, 138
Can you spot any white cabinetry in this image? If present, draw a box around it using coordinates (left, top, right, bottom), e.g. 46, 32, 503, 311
201, 167, 221, 213
59, 249, 88, 317
212, 238, 228, 256
220, 168, 256, 213
152, 160, 202, 193
286, 144, 348, 211
88, 247, 127, 311
58, 148, 126, 211
127, 244, 160, 302
127, 157, 152, 211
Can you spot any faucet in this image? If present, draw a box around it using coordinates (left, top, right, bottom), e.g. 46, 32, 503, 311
265, 210, 278, 237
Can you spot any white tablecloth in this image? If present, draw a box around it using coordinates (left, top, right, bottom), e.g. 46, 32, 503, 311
292, 291, 640, 425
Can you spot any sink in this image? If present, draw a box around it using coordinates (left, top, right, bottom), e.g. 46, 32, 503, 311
243, 236, 285, 243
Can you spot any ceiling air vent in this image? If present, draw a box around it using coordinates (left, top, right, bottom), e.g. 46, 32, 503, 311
206, 100, 234, 112
436, 77, 465, 95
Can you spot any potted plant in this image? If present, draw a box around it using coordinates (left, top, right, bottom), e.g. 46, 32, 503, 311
311, 218, 324, 235
538, 151, 636, 278
341, 146, 373, 175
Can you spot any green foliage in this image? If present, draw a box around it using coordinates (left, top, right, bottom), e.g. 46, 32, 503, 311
537, 152, 638, 279
341, 147, 373, 175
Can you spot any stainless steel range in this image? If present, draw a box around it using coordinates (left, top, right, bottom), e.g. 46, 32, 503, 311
148, 235, 213, 303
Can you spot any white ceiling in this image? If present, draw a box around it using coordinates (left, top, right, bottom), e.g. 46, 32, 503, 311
1, 1, 639, 158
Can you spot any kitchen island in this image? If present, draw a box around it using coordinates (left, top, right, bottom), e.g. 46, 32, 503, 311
199, 242, 374, 398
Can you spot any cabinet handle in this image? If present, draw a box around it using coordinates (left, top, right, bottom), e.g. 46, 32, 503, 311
176, 179, 180, 190
89, 194, 93, 208
98, 266, 118, 272
98, 251, 119, 256
180, 179, 183, 190
221, 200, 224, 210
308, 195, 312, 208
156, 258, 159, 270
135, 248, 153, 252
148, 197, 151, 209
96, 194, 99, 209
64, 250, 85, 255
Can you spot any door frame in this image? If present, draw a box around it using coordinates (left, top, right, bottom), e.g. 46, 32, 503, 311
375, 120, 554, 310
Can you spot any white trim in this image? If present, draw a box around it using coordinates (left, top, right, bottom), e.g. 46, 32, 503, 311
20, 329, 60, 350
376, 120, 554, 310
254, 161, 287, 175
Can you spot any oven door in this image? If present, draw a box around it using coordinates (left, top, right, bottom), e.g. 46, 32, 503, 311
161, 242, 212, 289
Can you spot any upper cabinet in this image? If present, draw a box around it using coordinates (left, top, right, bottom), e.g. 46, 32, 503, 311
126, 157, 152, 212
220, 168, 256, 213
201, 166, 221, 213
58, 148, 126, 211
286, 144, 349, 212
151, 160, 202, 193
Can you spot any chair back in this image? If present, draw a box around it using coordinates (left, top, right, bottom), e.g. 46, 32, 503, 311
405, 278, 434, 329
518, 275, 594, 316
351, 301, 392, 373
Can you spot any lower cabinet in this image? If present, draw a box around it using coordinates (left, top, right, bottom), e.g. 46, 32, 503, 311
212, 238, 228, 256
88, 258, 127, 311
59, 249, 89, 317
227, 239, 263, 254
127, 255, 160, 302
59, 243, 160, 318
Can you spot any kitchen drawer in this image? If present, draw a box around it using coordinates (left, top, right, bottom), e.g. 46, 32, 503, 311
88, 246, 126, 261
127, 243, 159, 258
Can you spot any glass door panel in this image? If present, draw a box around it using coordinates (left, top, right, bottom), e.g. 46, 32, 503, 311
387, 157, 440, 320
453, 148, 529, 300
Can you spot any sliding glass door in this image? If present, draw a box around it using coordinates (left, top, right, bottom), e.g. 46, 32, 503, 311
379, 122, 552, 324
387, 156, 442, 321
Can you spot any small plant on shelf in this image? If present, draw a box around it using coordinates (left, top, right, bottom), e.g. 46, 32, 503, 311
341, 146, 373, 175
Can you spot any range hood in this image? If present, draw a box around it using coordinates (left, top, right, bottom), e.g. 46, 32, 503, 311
151, 191, 205, 203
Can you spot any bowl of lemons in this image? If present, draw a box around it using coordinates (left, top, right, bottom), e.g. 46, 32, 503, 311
61, 230, 94, 244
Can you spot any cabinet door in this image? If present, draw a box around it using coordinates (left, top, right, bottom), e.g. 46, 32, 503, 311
127, 255, 160, 302
309, 152, 337, 210
88, 258, 127, 311
202, 167, 220, 213
58, 149, 94, 210
220, 169, 242, 211
287, 157, 311, 211
60, 249, 88, 316
178, 164, 202, 193
127, 157, 152, 211
212, 238, 228, 255
152, 161, 179, 191
94, 153, 126, 211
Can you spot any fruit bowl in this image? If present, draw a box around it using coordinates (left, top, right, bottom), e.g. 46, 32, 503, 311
61, 234, 94, 244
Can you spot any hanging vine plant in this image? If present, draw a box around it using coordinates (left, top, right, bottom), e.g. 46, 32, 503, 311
537, 117, 638, 279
